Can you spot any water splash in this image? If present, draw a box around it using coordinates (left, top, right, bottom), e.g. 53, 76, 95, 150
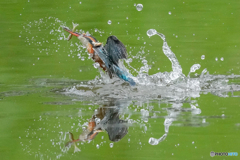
63, 29, 240, 101
20, 22, 240, 100
136, 4, 143, 11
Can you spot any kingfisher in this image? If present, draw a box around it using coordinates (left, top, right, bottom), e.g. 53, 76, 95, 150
63, 24, 136, 86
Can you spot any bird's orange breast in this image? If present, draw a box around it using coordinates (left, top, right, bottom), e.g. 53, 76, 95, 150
86, 43, 106, 71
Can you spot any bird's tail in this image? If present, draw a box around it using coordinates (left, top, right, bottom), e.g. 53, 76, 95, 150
126, 77, 136, 86
113, 65, 136, 86
63, 27, 81, 37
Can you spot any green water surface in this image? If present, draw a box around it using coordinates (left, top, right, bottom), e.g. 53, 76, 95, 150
0, 0, 240, 160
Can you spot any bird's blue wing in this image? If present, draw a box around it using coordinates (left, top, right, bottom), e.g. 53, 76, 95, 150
93, 47, 114, 78
104, 36, 127, 65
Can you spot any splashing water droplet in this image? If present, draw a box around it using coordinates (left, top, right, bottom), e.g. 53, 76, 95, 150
147, 29, 157, 37
201, 55, 205, 60
126, 58, 132, 63
93, 62, 100, 68
149, 137, 159, 145
136, 4, 143, 11
86, 31, 90, 36
215, 57, 218, 61
141, 109, 149, 122
108, 20, 112, 25
96, 144, 99, 149
95, 117, 100, 123
190, 64, 201, 73
109, 143, 113, 148
220, 57, 224, 61
168, 11, 172, 15
202, 119, 206, 123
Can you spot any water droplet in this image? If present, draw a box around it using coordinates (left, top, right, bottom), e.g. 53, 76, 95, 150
220, 57, 224, 61
95, 118, 100, 123
192, 141, 194, 144
93, 62, 100, 68
136, 4, 143, 11
79, 2, 81, 4
190, 64, 201, 73
149, 137, 159, 145
110, 143, 114, 148
147, 29, 157, 37
215, 57, 218, 61
202, 119, 206, 123
201, 55, 205, 60
126, 58, 132, 63
141, 109, 149, 122
108, 20, 112, 25
96, 144, 99, 149
126, 17, 128, 19
168, 11, 172, 15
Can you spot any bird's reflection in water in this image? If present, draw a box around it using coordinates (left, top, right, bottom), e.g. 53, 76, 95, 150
66, 99, 129, 152
65, 96, 207, 152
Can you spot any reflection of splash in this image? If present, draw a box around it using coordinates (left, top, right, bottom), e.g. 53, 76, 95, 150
148, 102, 201, 145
